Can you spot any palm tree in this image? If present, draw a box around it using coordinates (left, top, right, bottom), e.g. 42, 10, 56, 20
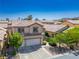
35, 18, 39, 21
27, 15, 33, 20
42, 19, 46, 21
23, 18, 28, 20
6, 18, 9, 21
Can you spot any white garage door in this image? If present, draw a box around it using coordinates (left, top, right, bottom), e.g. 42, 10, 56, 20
26, 39, 41, 46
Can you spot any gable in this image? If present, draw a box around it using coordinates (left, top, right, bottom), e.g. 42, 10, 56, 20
27, 23, 43, 27
10, 20, 43, 28
29, 23, 44, 33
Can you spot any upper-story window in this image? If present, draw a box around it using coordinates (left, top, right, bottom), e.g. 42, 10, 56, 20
18, 27, 24, 33
33, 27, 38, 33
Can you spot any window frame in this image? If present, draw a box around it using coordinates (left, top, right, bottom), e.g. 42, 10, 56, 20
18, 27, 24, 33
33, 27, 38, 33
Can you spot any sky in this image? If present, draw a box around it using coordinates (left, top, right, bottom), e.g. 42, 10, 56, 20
0, 0, 79, 20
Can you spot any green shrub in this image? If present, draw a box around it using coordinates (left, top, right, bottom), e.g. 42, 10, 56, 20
47, 37, 57, 46
11, 50, 17, 56
45, 32, 50, 37
49, 43, 57, 46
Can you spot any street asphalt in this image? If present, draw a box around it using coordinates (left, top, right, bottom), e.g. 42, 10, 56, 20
52, 52, 79, 59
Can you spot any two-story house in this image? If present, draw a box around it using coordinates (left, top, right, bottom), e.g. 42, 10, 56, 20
7, 20, 44, 47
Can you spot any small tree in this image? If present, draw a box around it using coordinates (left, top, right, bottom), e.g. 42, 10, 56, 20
47, 37, 58, 46
51, 27, 79, 48
8, 32, 24, 50
45, 32, 50, 37
66, 27, 79, 47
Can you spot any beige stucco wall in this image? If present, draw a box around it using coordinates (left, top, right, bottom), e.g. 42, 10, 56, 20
29, 24, 43, 33
8, 24, 44, 45
24, 35, 43, 39
24, 27, 30, 33
11, 23, 44, 34
12, 27, 17, 33
24, 35, 43, 44
0, 41, 4, 50
47, 31, 56, 37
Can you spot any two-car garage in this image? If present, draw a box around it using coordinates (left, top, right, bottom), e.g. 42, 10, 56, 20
21, 38, 41, 47
26, 39, 41, 46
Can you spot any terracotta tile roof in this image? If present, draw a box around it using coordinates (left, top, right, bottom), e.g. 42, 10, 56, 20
43, 24, 66, 32
10, 20, 43, 27
0, 24, 8, 28
0, 21, 9, 28
0, 20, 67, 33
40, 20, 54, 23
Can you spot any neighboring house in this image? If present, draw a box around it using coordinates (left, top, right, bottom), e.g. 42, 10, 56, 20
63, 20, 79, 27
40, 20, 54, 24
0, 21, 9, 28
43, 24, 69, 37
7, 20, 44, 46
0, 27, 7, 54
40, 20, 62, 25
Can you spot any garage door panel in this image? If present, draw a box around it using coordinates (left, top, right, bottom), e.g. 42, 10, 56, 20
21, 40, 26, 47
26, 39, 41, 46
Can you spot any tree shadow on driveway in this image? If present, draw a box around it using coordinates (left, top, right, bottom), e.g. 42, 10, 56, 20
44, 46, 70, 55
73, 51, 79, 56
18, 45, 41, 53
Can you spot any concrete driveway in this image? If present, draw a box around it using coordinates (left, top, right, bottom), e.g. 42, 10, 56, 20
18, 45, 51, 59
